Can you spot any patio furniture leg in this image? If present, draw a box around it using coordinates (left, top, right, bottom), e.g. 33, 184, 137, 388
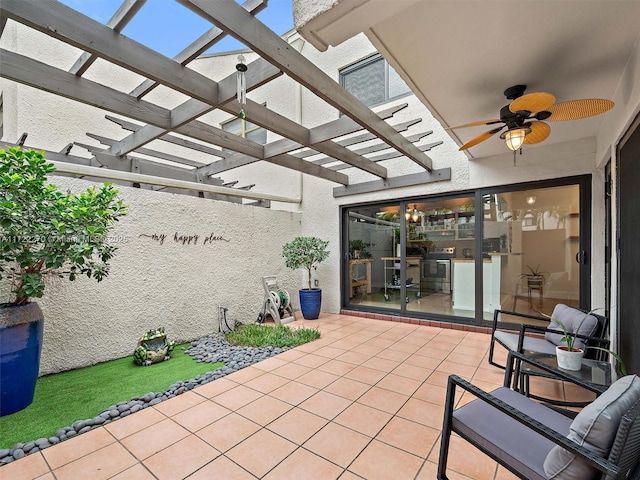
437, 376, 457, 480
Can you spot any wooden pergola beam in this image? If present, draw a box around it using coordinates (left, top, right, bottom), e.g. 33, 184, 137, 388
0, 49, 172, 128
179, 0, 434, 172
69, 0, 147, 76
130, 0, 267, 98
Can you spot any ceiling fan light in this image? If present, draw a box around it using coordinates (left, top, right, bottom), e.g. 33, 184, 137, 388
504, 128, 527, 151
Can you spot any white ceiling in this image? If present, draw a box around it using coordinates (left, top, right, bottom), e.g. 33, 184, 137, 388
297, 0, 640, 159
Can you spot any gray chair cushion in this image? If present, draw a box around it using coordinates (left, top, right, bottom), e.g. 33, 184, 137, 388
544, 375, 640, 479
545, 304, 598, 350
494, 330, 558, 356
453, 387, 572, 480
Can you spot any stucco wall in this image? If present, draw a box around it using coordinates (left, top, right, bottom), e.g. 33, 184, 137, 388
18, 177, 302, 375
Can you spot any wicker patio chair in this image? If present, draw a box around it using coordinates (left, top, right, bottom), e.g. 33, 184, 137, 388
437, 353, 640, 480
488, 303, 610, 370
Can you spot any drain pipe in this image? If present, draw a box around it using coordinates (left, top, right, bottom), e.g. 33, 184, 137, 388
49, 161, 302, 204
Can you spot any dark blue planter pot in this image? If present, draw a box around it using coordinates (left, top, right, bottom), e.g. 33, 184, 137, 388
299, 289, 322, 320
0, 302, 44, 416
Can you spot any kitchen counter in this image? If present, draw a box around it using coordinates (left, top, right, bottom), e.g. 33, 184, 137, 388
452, 255, 502, 312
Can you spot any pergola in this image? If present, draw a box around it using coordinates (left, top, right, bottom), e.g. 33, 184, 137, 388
0, 0, 450, 207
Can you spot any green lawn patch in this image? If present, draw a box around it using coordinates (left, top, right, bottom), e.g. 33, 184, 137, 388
0, 343, 222, 449
226, 323, 320, 348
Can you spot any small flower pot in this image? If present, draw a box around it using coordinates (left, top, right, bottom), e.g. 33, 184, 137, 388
556, 345, 584, 371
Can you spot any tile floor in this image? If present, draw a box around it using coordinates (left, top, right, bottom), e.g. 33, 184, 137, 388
3, 314, 574, 480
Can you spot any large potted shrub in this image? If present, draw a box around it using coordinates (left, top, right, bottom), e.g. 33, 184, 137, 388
0, 147, 127, 416
282, 236, 329, 320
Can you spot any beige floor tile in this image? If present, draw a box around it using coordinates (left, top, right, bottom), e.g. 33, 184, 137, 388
263, 447, 344, 480
252, 356, 288, 372
360, 356, 400, 372
52, 442, 137, 480
416, 459, 476, 480
299, 390, 352, 420
426, 370, 454, 388
403, 352, 443, 369
334, 402, 392, 437
196, 412, 260, 452
104, 406, 167, 440
343, 365, 387, 385
225, 365, 266, 384
34, 473, 55, 480
0, 452, 50, 480
225, 428, 297, 478
436, 360, 479, 379
428, 434, 498, 480
271, 362, 313, 380
356, 386, 408, 414
42, 426, 116, 469
120, 418, 190, 460
317, 359, 358, 376
397, 397, 445, 429
267, 407, 328, 444
495, 464, 521, 479
387, 341, 422, 354
269, 380, 318, 406
212, 384, 264, 410
186, 455, 256, 479
235, 394, 293, 426
323, 377, 370, 400
295, 368, 340, 389
328, 338, 362, 350
375, 348, 412, 362
109, 463, 157, 480
336, 350, 372, 365
153, 391, 205, 417
375, 373, 422, 396
352, 343, 384, 356
412, 382, 448, 406
303, 422, 371, 468
243, 372, 291, 393
274, 349, 308, 362
348, 439, 423, 480
392, 362, 433, 381
314, 345, 349, 359
172, 400, 231, 432
143, 434, 219, 480
295, 353, 330, 368
192, 377, 237, 399
375, 416, 440, 458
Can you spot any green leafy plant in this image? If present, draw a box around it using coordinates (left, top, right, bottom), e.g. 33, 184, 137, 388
588, 346, 628, 376
282, 236, 330, 290
0, 147, 128, 306
349, 239, 370, 258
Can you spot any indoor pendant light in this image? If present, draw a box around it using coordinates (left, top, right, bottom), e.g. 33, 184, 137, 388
411, 204, 420, 222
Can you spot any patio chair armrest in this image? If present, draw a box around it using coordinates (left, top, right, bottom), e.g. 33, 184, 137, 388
520, 324, 611, 349
491, 309, 548, 333
445, 374, 623, 478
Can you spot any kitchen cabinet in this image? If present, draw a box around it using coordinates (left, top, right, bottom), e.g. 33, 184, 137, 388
452, 254, 502, 312
408, 212, 475, 242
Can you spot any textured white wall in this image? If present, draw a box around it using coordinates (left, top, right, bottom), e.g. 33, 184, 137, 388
28, 177, 302, 375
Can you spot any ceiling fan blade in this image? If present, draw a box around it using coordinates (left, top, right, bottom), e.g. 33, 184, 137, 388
445, 119, 502, 130
546, 99, 615, 121
509, 92, 556, 114
459, 127, 503, 151
523, 121, 551, 144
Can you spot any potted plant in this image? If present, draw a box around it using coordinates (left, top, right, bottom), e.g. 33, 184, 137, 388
282, 236, 329, 320
349, 239, 370, 259
554, 308, 601, 371
519, 264, 548, 289
0, 147, 127, 415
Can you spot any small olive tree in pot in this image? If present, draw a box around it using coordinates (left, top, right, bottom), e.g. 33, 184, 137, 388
0, 147, 128, 415
282, 236, 329, 320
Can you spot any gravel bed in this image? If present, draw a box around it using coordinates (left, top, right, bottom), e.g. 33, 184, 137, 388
0, 333, 290, 465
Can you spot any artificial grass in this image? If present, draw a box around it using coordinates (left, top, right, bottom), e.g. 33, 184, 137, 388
226, 323, 320, 347
0, 343, 222, 449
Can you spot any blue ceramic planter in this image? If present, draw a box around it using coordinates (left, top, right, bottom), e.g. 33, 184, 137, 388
0, 302, 44, 416
299, 288, 322, 320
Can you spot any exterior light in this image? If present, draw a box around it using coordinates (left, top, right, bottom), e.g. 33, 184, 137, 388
504, 128, 527, 151
526, 195, 536, 205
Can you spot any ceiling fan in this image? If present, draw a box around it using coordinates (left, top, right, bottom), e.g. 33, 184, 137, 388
447, 85, 614, 152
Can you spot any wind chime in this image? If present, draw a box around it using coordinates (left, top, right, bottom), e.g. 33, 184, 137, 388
236, 54, 247, 119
